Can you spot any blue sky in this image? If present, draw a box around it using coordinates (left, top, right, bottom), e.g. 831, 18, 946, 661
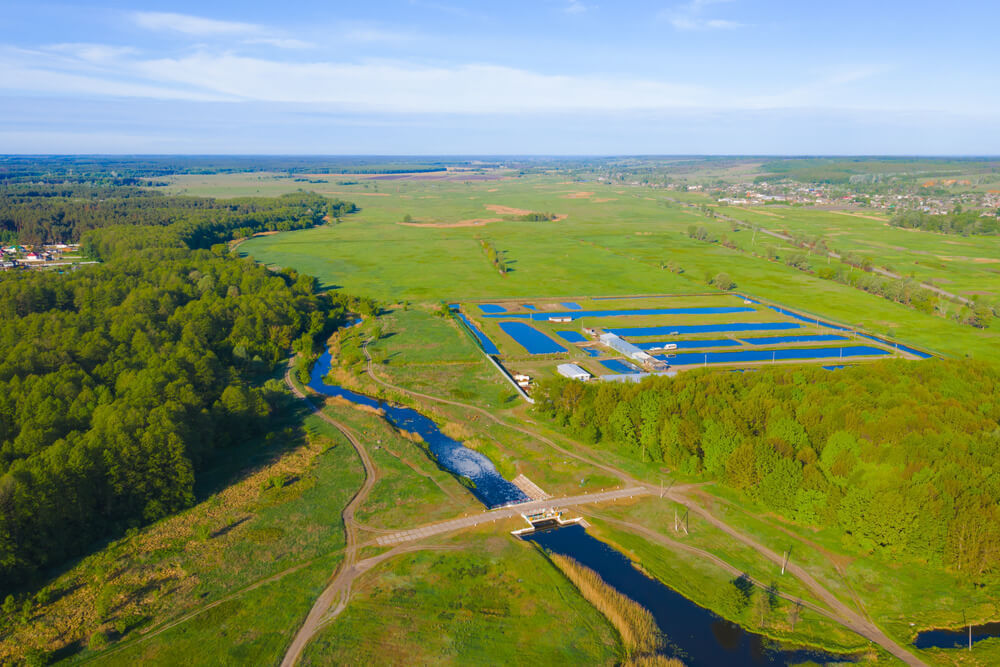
2, 1, 998, 154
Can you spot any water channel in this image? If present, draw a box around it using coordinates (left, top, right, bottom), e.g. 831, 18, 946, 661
307, 347, 856, 664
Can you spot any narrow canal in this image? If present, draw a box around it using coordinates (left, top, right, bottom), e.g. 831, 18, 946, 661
307, 346, 856, 665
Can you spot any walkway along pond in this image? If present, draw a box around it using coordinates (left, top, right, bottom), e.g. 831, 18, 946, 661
308, 346, 857, 664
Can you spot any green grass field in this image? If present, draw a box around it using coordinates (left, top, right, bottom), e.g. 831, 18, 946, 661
228, 173, 998, 359
143, 170, 1000, 666
299, 529, 621, 666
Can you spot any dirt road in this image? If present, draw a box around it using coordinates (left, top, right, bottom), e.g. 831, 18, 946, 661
280, 363, 379, 667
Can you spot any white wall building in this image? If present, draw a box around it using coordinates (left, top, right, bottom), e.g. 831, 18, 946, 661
557, 363, 592, 381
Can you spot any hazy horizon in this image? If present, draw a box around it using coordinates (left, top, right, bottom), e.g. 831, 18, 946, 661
3, 1, 999, 153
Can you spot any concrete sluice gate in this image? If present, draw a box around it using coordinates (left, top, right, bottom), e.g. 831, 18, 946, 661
511, 509, 583, 536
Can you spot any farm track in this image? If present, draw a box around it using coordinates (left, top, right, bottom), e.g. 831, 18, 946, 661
362, 339, 926, 666
662, 488, 926, 666
707, 207, 971, 305
362, 340, 638, 487
280, 362, 379, 667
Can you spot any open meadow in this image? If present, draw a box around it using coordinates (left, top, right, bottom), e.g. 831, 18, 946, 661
216, 171, 999, 358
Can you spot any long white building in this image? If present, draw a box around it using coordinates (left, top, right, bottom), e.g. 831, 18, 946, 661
599, 333, 668, 370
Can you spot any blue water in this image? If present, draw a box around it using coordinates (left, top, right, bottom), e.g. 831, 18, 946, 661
659, 345, 890, 366
307, 349, 528, 508
561, 301, 583, 310
455, 313, 500, 354
857, 334, 934, 359
483, 307, 756, 321
308, 345, 855, 663
765, 305, 853, 332
600, 359, 641, 373
741, 334, 849, 346
527, 525, 855, 666
583, 348, 601, 357
478, 304, 507, 314
822, 365, 852, 371
635, 339, 741, 350
765, 306, 935, 358
913, 622, 1000, 649
610, 323, 802, 337
556, 330, 588, 343
523, 304, 538, 311
499, 321, 567, 354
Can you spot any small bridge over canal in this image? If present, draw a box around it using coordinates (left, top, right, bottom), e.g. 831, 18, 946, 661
374, 486, 652, 546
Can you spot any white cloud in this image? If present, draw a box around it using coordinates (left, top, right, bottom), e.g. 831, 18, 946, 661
129, 54, 713, 111
46, 43, 139, 63
131, 12, 260, 37
564, 1, 589, 15
0, 44, 913, 115
662, 0, 743, 31
130, 11, 318, 49
244, 37, 316, 50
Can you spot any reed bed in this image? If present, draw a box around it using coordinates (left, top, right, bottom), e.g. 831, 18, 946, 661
548, 553, 684, 666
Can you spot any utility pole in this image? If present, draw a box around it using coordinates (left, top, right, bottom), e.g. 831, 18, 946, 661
781, 545, 792, 575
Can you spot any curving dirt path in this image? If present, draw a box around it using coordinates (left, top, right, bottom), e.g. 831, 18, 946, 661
362, 340, 638, 487
362, 340, 925, 666
663, 489, 925, 666
280, 362, 379, 667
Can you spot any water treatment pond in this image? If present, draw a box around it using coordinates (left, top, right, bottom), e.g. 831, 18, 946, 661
913, 621, 1000, 649
526, 525, 853, 666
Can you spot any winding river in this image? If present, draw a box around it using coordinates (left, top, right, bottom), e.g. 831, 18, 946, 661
307, 348, 855, 665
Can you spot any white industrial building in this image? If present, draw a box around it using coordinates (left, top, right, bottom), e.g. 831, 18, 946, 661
557, 363, 592, 381
599, 333, 669, 370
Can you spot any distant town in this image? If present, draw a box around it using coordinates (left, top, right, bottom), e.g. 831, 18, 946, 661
0, 243, 90, 271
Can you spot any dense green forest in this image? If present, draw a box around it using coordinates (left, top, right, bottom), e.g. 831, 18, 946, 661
890, 209, 1000, 235
0, 184, 356, 245
0, 189, 362, 592
534, 362, 1000, 579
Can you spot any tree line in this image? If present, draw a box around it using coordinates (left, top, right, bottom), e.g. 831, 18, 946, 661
0, 189, 359, 593
890, 209, 999, 236
533, 361, 1000, 580
0, 183, 356, 245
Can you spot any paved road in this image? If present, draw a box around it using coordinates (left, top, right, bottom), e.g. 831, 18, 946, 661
374, 487, 653, 546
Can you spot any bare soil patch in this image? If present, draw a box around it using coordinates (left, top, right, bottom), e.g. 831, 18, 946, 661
733, 206, 784, 218
827, 210, 888, 222
397, 218, 502, 229
485, 204, 533, 215
561, 191, 595, 199
317, 191, 390, 197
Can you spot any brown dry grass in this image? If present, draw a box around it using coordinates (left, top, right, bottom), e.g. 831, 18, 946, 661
484, 204, 533, 215
827, 210, 888, 222
397, 218, 502, 228
549, 553, 682, 665
0, 432, 335, 663
561, 191, 595, 199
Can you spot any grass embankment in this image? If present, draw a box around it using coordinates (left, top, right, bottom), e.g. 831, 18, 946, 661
0, 412, 363, 665
547, 553, 683, 667
298, 531, 621, 665
584, 503, 874, 658
320, 306, 620, 498
675, 486, 1000, 666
